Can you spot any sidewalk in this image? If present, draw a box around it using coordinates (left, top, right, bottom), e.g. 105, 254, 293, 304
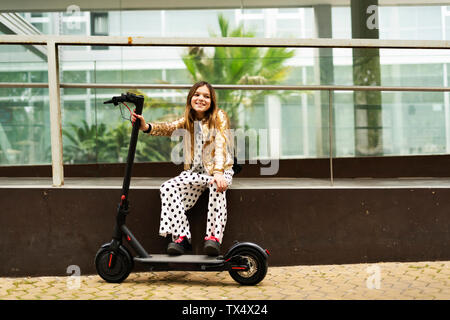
0, 261, 449, 300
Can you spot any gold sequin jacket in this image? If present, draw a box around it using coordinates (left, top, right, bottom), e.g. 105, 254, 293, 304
148, 109, 234, 175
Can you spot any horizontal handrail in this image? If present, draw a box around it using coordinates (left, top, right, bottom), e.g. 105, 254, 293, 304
0, 82, 48, 88
1, 34, 450, 49
1, 82, 449, 92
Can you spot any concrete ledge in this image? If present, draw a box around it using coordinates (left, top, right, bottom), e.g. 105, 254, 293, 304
2, 176, 450, 189
1, 177, 450, 277
2, 155, 450, 179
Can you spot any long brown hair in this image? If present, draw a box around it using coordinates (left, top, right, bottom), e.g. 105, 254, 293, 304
183, 81, 220, 167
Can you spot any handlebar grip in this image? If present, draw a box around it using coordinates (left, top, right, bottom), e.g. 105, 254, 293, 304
104, 92, 144, 108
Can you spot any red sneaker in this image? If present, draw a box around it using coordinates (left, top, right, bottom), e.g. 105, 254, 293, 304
204, 236, 220, 256
167, 236, 192, 255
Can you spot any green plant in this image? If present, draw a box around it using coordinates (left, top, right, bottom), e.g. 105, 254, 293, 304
101, 121, 130, 162
63, 107, 177, 164
63, 120, 108, 163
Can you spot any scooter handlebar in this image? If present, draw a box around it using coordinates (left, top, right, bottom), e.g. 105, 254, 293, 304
103, 98, 117, 105
104, 92, 144, 107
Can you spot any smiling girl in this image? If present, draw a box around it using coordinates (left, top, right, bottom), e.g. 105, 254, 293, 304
131, 81, 234, 256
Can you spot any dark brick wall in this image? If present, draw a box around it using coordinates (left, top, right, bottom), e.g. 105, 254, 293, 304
1, 186, 449, 276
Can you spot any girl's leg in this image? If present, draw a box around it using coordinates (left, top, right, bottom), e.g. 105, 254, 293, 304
205, 170, 233, 243
159, 171, 207, 242
181, 171, 209, 211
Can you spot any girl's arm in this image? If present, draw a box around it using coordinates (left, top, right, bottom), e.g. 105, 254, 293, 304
148, 117, 185, 137
131, 113, 185, 136
212, 109, 231, 175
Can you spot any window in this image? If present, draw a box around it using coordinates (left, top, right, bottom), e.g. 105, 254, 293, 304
91, 12, 109, 50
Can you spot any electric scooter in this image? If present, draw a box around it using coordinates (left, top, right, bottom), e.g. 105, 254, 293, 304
95, 92, 269, 285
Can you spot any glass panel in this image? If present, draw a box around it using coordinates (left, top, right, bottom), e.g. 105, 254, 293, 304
446, 16, 450, 41
93, 14, 108, 34
164, 10, 235, 37
10, 8, 318, 39
332, 7, 351, 39
242, 19, 265, 38
0, 46, 47, 82
0, 43, 49, 165
62, 87, 450, 164
224, 89, 329, 161
57, 47, 445, 88
59, 45, 298, 85
276, 18, 302, 38
60, 84, 331, 165
0, 88, 51, 165
61, 18, 87, 36
61, 88, 185, 164
5, 5, 448, 40
58, 44, 450, 164
333, 91, 449, 157
243, 9, 263, 14
331, 48, 450, 87
379, 6, 442, 40
278, 8, 300, 14
116, 11, 161, 36
333, 5, 443, 41
280, 92, 327, 158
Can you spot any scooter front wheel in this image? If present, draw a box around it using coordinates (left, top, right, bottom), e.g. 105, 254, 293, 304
228, 247, 268, 285
95, 245, 132, 283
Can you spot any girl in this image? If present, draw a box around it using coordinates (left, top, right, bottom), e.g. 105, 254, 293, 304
131, 81, 234, 256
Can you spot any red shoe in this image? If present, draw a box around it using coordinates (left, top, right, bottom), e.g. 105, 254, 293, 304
167, 236, 192, 255
204, 236, 220, 256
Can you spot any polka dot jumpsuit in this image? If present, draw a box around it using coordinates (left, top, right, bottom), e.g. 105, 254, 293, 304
158, 121, 233, 244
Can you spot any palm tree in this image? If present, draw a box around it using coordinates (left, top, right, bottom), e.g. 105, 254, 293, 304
63, 120, 108, 163
182, 14, 295, 127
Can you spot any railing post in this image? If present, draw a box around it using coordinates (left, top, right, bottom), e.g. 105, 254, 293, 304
328, 89, 334, 186
47, 40, 64, 187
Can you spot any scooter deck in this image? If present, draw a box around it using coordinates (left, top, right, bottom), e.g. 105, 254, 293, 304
134, 254, 224, 264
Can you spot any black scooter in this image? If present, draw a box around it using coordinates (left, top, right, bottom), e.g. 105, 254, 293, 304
95, 92, 269, 285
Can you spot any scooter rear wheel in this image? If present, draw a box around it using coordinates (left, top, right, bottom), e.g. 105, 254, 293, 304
228, 247, 268, 285
95, 245, 132, 283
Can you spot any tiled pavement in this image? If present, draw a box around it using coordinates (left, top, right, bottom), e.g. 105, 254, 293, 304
0, 261, 449, 300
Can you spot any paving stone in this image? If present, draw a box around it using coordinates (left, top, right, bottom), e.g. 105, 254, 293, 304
1, 261, 450, 300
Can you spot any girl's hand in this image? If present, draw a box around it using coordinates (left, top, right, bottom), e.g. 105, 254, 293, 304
210, 173, 228, 192
131, 112, 149, 131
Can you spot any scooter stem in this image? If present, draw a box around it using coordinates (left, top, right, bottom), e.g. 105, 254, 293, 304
120, 92, 145, 203
110, 92, 144, 242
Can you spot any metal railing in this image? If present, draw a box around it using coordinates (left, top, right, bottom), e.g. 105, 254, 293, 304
1, 34, 450, 186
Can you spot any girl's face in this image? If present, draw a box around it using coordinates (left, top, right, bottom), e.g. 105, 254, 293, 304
190, 85, 211, 118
